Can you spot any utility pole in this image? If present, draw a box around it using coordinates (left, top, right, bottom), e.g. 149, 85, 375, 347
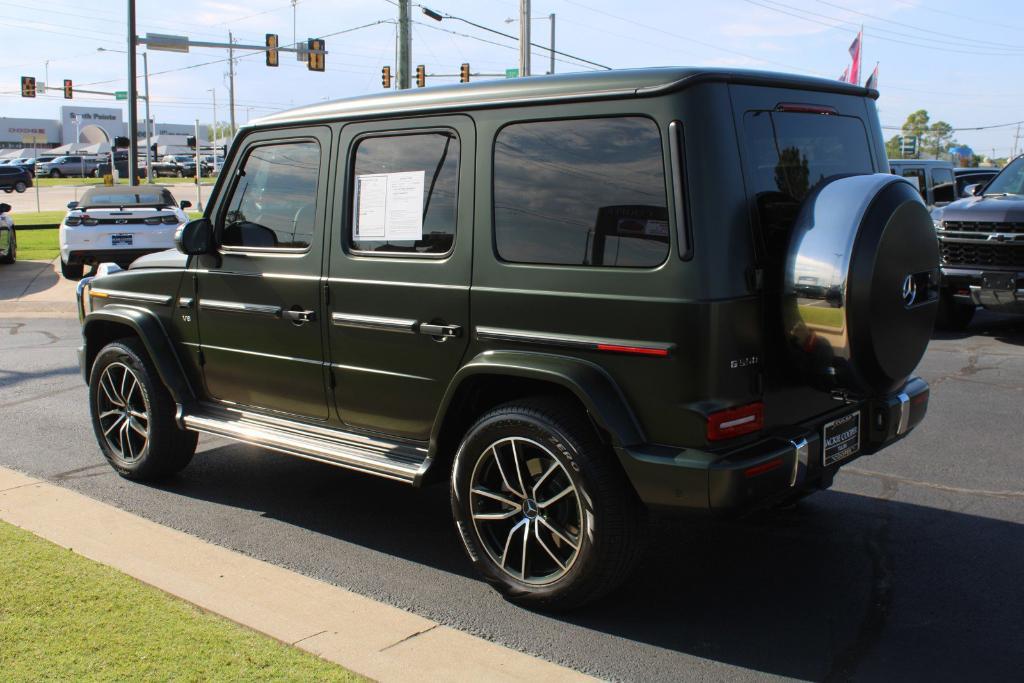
519, 0, 531, 77
143, 51, 152, 183
549, 13, 555, 75
126, 0, 140, 185
398, 0, 411, 89
1012, 124, 1021, 159
228, 31, 236, 136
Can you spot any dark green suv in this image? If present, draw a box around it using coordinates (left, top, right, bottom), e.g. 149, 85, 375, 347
76, 68, 937, 609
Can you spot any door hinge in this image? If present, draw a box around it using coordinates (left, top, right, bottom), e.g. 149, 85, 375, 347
198, 348, 206, 366
327, 368, 336, 389
323, 282, 330, 306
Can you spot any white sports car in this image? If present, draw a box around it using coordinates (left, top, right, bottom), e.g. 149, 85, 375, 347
59, 185, 192, 279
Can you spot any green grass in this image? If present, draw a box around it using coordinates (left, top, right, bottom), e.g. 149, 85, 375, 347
799, 304, 845, 328
16, 227, 58, 260
13, 210, 65, 228
34, 177, 216, 188
0, 520, 364, 682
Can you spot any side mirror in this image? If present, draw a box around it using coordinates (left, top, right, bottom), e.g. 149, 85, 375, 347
67, 201, 79, 210
964, 183, 983, 197
174, 218, 214, 256
179, 200, 192, 210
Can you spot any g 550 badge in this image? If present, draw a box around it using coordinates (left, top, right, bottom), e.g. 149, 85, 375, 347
730, 356, 759, 369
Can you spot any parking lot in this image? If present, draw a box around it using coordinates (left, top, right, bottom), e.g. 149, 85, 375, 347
0, 290, 1020, 680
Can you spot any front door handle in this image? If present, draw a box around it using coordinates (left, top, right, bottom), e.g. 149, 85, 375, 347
283, 309, 317, 324
418, 322, 461, 339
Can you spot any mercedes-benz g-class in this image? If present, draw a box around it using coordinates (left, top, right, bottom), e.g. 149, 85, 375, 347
75, 68, 936, 609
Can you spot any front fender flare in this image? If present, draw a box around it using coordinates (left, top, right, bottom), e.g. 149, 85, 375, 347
432, 350, 645, 449
82, 305, 194, 406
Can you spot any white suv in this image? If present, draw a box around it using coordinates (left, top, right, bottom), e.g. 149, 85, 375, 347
59, 185, 191, 279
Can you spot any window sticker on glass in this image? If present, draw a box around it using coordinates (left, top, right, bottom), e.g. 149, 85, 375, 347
353, 170, 425, 241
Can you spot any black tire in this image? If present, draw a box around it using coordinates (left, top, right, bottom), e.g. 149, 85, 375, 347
176, 169, 184, 178
49, 169, 62, 178
451, 398, 647, 610
14, 182, 25, 193
60, 259, 84, 280
0, 227, 15, 264
935, 290, 975, 331
2, 188, 10, 194
89, 338, 197, 481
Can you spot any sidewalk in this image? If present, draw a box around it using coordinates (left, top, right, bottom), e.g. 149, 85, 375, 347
0, 466, 591, 682
0, 259, 78, 315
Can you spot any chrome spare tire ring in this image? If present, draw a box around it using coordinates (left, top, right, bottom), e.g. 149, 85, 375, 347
468, 436, 583, 586
96, 362, 150, 463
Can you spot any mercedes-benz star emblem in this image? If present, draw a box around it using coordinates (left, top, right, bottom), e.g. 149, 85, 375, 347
901, 275, 917, 307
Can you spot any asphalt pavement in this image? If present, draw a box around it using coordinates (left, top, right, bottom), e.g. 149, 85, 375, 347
0, 313, 1021, 681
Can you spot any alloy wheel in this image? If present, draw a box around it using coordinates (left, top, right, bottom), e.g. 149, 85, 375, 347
468, 437, 583, 585
95, 362, 150, 462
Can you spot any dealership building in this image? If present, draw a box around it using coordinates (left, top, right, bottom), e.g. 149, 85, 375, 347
0, 105, 194, 155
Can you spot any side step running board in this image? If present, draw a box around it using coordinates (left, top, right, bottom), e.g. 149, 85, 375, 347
182, 406, 429, 484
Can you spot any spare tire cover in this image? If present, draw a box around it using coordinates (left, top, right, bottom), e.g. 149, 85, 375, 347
783, 173, 939, 396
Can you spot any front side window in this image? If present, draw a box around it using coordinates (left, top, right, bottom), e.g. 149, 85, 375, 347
349, 131, 459, 255
493, 117, 669, 267
221, 141, 320, 250
931, 167, 955, 204
901, 168, 926, 199
983, 157, 1024, 196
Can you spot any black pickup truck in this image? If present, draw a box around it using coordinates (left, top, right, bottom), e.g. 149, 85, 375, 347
932, 155, 1024, 329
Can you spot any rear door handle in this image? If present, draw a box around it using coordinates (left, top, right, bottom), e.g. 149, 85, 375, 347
418, 322, 461, 339
283, 309, 317, 324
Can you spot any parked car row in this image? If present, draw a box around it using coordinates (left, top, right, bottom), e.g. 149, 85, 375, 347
0, 166, 32, 193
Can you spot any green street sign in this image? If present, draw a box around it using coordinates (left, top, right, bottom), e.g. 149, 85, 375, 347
114, 91, 128, 100
505, 68, 519, 79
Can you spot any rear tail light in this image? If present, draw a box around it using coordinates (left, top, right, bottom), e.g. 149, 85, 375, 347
82, 217, 98, 226
162, 215, 179, 225
707, 402, 764, 441
64, 216, 82, 226
144, 217, 161, 225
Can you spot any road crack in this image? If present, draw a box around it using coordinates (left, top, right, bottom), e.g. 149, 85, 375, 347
378, 624, 439, 652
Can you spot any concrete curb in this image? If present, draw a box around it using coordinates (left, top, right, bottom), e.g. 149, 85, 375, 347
0, 466, 592, 682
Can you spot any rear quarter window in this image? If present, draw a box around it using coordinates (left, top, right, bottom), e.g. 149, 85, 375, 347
492, 116, 670, 268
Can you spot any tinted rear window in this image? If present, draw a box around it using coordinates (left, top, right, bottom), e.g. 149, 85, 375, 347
493, 116, 669, 268
743, 111, 873, 241
81, 189, 176, 206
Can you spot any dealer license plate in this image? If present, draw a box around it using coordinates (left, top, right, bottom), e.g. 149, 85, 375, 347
822, 411, 860, 467
111, 233, 133, 246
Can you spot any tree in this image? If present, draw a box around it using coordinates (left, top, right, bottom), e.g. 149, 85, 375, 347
924, 121, 955, 158
886, 134, 902, 159
206, 121, 232, 143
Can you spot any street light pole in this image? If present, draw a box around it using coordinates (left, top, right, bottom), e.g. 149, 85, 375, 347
209, 88, 218, 173
228, 31, 237, 136
127, 0, 140, 185
549, 13, 555, 75
519, 0, 531, 77
143, 51, 152, 183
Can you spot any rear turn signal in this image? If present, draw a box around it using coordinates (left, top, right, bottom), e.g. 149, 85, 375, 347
707, 402, 764, 441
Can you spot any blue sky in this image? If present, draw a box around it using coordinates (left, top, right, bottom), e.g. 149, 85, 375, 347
1, 0, 1021, 158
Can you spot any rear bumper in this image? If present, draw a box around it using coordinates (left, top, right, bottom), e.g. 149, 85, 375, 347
616, 377, 930, 513
942, 267, 1024, 315
64, 249, 164, 266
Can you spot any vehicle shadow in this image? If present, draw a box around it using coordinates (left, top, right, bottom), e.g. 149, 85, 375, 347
0, 365, 80, 390
931, 309, 1024, 345
157, 443, 1023, 681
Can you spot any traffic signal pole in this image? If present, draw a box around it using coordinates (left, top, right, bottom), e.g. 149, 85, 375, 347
143, 51, 152, 183
398, 0, 411, 89
127, 0, 140, 185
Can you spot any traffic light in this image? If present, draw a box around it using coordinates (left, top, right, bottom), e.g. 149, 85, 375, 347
265, 34, 279, 67
186, 135, 196, 149
20, 76, 35, 98
63, 79, 73, 99
459, 63, 470, 83
307, 38, 325, 72
381, 66, 391, 89
416, 64, 426, 88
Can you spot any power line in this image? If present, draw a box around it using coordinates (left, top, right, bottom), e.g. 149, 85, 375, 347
412, 20, 599, 71
882, 119, 1024, 132
738, 0, 1024, 57
816, 0, 1024, 51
